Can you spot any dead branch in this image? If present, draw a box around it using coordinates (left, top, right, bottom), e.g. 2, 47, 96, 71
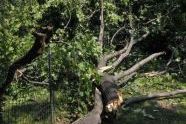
115, 52, 165, 80
110, 26, 125, 45
71, 88, 103, 124
123, 89, 186, 107
143, 71, 166, 77
0, 25, 53, 96
98, 0, 104, 48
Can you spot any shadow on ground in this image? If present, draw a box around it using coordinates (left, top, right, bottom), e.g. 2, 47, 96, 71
113, 100, 186, 124
2, 100, 50, 124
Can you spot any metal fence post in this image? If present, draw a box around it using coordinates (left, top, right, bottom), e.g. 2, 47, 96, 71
48, 44, 55, 124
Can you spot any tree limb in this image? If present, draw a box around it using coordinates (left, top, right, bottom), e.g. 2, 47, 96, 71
136, 31, 150, 42
71, 88, 103, 124
123, 89, 186, 107
98, 0, 104, 48
110, 37, 135, 69
143, 71, 166, 77
0, 25, 53, 96
115, 52, 165, 80
110, 26, 125, 45
97, 41, 129, 69
105, 41, 129, 60
99, 31, 150, 72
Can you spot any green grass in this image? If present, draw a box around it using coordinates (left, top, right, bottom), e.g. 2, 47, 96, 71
114, 74, 186, 124
2, 74, 186, 124
3, 87, 51, 124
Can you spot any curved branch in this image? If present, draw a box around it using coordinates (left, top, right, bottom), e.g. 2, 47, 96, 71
110, 38, 135, 69
87, 9, 99, 20
105, 41, 129, 60
123, 89, 186, 107
110, 26, 125, 45
64, 8, 72, 30
111, 30, 150, 69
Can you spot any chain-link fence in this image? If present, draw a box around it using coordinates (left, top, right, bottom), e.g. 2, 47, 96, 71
2, 86, 54, 124
2, 45, 56, 124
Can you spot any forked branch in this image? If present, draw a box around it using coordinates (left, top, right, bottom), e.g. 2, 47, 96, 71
98, 41, 128, 69
98, 31, 150, 72
98, 0, 104, 48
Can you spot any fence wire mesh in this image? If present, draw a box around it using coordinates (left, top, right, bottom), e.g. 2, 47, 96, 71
2, 85, 55, 124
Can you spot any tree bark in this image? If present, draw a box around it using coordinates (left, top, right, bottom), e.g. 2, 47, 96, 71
123, 89, 186, 107
0, 25, 53, 96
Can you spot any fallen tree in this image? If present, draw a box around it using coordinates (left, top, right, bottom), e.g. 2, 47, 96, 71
71, 0, 186, 123
123, 89, 186, 107
1, 0, 185, 124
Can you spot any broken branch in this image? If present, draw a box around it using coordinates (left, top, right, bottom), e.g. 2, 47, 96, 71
123, 89, 186, 107
97, 41, 129, 69
110, 26, 125, 45
136, 31, 150, 42
0, 25, 53, 96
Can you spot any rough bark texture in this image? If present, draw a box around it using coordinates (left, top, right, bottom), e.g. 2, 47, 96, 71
123, 89, 186, 107
71, 88, 103, 124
